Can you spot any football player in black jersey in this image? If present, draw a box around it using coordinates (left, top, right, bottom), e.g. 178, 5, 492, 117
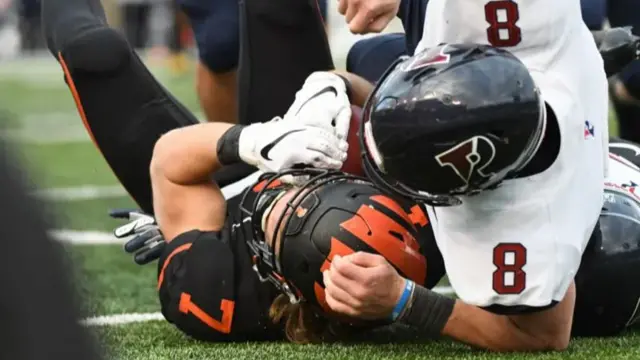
119, 133, 640, 343
41, 0, 446, 343
43, 0, 640, 347
145, 120, 445, 342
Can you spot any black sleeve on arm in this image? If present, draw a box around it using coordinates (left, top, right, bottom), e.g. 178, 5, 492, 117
396, 285, 455, 337
0, 142, 101, 360
237, 0, 334, 126
42, 0, 200, 214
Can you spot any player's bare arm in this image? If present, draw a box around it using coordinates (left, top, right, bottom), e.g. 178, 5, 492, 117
151, 123, 235, 240
152, 112, 348, 239
324, 252, 574, 351
444, 284, 575, 351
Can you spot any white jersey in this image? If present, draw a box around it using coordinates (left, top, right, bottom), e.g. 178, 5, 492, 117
421, 0, 609, 309
416, 0, 587, 74
416, 0, 609, 177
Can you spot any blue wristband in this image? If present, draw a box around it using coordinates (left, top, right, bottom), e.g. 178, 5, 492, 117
391, 279, 414, 321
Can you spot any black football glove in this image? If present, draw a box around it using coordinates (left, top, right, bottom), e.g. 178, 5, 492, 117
592, 27, 640, 77
110, 209, 166, 265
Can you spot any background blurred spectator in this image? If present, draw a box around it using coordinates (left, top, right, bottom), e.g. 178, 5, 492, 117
116, 0, 151, 48
0, 0, 20, 59
17, 0, 42, 51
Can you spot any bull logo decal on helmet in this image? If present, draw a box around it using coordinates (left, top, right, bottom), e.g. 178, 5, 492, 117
435, 136, 496, 185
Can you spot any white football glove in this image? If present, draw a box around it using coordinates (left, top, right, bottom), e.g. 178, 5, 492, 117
239, 116, 348, 173
110, 209, 165, 265
284, 71, 352, 140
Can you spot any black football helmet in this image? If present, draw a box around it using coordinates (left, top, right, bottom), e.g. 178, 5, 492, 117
360, 43, 546, 205
240, 169, 428, 317
573, 185, 640, 336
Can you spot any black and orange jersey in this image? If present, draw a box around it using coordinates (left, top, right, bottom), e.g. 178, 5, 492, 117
156, 184, 285, 342
156, 178, 444, 342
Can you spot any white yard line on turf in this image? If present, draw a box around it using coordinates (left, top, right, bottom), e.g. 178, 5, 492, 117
49, 229, 126, 245
81, 286, 456, 327
3, 110, 206, 144
81, 312, 165, 326
34, 185, 127, 201
43, 174, 261, 244
34, 171, 261, 202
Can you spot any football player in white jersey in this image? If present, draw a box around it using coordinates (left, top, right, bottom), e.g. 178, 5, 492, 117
254, 36, 607, 349
264, 1, 610, 351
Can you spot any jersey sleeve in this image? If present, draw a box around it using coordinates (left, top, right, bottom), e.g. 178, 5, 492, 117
156, 229, 276, 341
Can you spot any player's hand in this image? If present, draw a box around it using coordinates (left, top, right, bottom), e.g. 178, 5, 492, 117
284, 72, 352, 141
338, 0, 400, 34
110, 209, 166, 265
239, 117, 348, 173
323, 252, 406, 320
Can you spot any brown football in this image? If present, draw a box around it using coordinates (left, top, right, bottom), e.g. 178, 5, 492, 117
340, 105, 364, 176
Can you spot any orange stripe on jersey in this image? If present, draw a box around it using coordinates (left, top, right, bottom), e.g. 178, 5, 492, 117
179, 293, 235, 334
157, 243, 192, 290
57, 53, 97, 146
340, 205, 427, 285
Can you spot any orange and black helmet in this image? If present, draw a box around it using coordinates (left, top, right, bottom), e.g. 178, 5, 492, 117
240, 169, 429, 316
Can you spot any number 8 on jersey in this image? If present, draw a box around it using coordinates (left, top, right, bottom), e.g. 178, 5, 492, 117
484, 1, 522, 47
493, 243, 527, 294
